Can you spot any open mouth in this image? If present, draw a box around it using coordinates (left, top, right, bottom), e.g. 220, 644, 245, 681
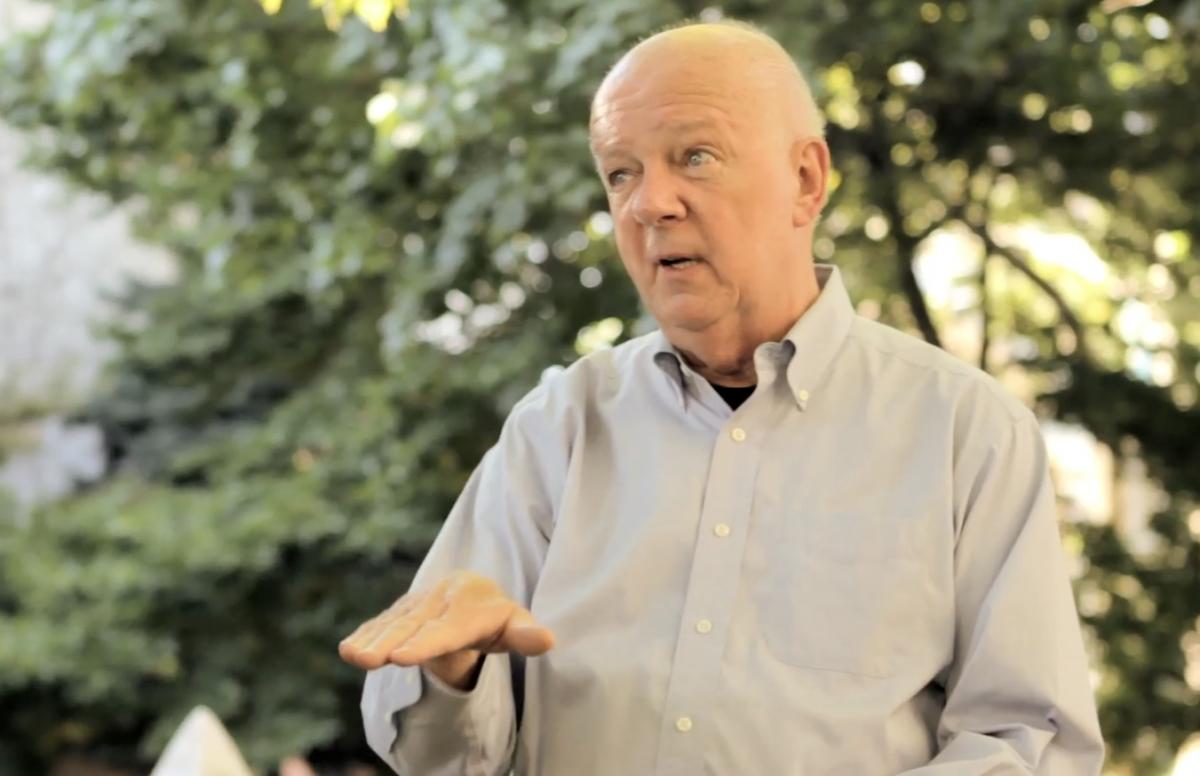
658, 255, 702, 269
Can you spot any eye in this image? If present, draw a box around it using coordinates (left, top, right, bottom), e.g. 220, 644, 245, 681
606, 169, 632, 188
684, 149, 716, 168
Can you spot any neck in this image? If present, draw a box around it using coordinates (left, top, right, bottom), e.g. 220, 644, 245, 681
669, 269, 822, 387
673, 326, 773, 387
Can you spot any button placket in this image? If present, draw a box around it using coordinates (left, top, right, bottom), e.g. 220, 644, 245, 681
654, 376, 768, 774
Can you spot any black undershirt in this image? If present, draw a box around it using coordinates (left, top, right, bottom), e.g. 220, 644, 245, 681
709, 382, 756, 410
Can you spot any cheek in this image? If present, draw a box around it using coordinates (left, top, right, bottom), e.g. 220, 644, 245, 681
612, 219, 645, 273
728, 180, 793, 244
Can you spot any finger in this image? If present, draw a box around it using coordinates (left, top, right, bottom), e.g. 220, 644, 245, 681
349, 598, 448, 668
500, 608, 556, 656
341, 592, 448, 669
394, 601, 554, 660
343, 593, 420, 648
340, 608, 402, 658
387, 596, 507, 664
358, 616, 431, 667
339, 615, 389, 665
387, 618, 464, 665
339, 596, 424, 666
364, 590, 449, 651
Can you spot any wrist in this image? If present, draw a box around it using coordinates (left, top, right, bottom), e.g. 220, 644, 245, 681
426, 649, 485, 691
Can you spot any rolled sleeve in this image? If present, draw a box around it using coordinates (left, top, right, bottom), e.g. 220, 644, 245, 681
357, 380, 567, 775
362, 656, 516, 776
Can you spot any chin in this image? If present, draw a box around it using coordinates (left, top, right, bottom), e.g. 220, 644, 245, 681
653, 303, 722, 334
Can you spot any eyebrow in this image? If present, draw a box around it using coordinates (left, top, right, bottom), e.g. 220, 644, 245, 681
591, 118, 727, 157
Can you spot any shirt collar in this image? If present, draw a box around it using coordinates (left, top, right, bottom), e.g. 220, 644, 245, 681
651, 263, 856, 411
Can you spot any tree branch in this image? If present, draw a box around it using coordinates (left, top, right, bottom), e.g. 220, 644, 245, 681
969, 223, 1088, 357
895, 250, 943, 348
979, 256, 991, 371
877, 179, 944, 348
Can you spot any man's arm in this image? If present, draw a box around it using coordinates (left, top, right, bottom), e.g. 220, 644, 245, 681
900, 414, 1104, 775
360, 652, 518, 776
352, 383, 567, 776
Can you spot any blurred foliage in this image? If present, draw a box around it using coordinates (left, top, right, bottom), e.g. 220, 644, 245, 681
261, 0, 411, 33
0, 0, 1197, 773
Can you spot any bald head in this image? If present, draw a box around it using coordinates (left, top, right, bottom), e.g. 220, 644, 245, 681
592, 21, 825, 140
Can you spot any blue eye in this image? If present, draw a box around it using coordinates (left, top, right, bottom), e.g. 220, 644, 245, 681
685, 149, 715, 167
607, 169, 631, 187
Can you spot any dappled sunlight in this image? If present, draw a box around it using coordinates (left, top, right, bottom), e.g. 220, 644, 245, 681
0, 0, 1195, 772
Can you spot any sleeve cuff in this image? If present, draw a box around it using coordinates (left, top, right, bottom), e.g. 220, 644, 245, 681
420, 663, 478, 699
360, 664, 423, 761
360, 655, 515, 773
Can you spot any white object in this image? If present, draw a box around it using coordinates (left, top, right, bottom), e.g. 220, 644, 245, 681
149, 706, 255, 776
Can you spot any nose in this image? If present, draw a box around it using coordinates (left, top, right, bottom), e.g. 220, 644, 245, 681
631, 164, 686, 227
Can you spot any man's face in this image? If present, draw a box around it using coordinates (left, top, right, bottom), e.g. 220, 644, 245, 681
590, 58, 803, 335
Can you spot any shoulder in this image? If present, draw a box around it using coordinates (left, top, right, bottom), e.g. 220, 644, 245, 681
535, 329, 659, 396
842, 316, 1036, 434
504, 329, 660, 428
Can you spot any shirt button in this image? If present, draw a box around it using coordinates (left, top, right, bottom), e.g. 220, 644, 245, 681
675, 716, 693, 733
714, 523, 731, 537
696, 619, 713, 634
730, 427, 747, 442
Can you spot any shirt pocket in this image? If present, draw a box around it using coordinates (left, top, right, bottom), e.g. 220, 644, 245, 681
761, 510, 925, 678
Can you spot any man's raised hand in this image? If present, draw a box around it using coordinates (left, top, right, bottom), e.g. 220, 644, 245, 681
338, 570, 555, 689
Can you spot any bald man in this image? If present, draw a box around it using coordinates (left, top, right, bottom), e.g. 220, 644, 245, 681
342, 20, 1104, 776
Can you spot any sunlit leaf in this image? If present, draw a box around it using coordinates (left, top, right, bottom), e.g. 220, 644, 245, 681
0, 1, 1195, 773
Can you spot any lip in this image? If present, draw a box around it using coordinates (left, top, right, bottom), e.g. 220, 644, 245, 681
651, 253, 705, 269
657, 259, 703, 272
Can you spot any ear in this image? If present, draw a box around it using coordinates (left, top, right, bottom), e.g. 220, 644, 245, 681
790, 137, 831, 228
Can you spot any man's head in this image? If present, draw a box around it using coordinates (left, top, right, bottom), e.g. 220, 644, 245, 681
590, 21, 830, 344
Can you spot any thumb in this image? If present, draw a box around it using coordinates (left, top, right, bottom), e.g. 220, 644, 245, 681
502, 607, 556, 656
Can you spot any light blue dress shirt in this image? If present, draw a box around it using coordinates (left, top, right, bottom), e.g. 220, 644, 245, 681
360, 264, 1104, 775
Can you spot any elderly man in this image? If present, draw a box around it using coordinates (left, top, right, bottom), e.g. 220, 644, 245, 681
340, 20, 1105, 776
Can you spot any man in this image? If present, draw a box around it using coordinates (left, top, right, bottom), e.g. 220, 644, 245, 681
339, 20, 1105, 775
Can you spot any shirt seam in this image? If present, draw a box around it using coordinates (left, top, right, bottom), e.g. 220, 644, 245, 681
845, 324, 1030, 425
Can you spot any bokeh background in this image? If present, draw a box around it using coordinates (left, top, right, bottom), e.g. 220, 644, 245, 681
0, 0, 1197, 774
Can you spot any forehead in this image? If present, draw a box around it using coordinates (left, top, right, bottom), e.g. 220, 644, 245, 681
590, 55, 757, 142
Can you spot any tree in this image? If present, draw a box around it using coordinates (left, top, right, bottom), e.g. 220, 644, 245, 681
0, 0, 1196, 772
